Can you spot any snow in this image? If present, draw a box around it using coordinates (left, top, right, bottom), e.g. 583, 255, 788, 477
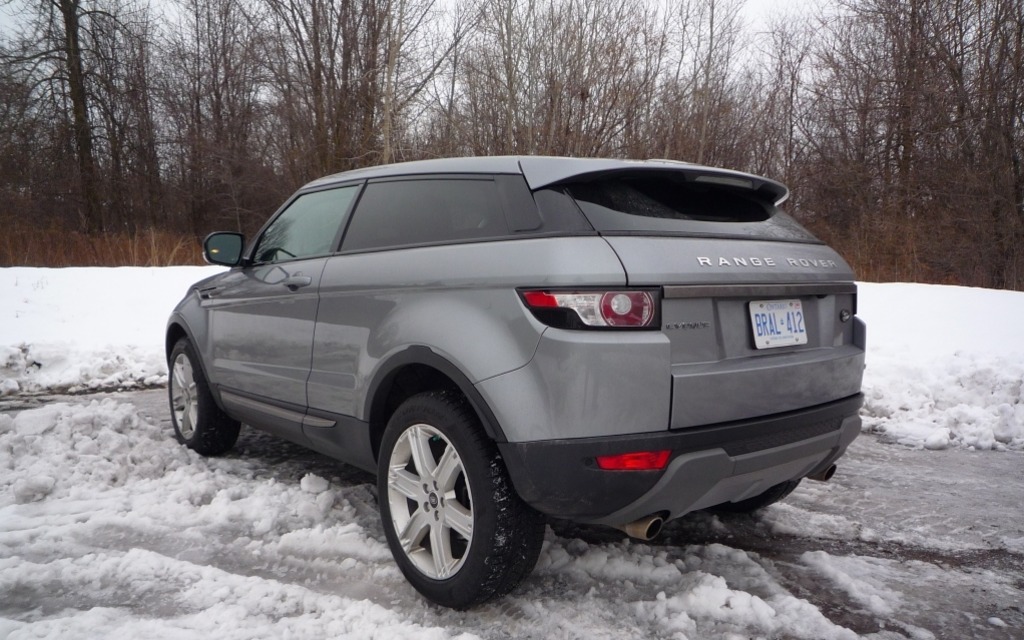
0, 394, 872, 639
1, 267, 1023, 637
858, 283, 1024, 451
0, 267, 223, 395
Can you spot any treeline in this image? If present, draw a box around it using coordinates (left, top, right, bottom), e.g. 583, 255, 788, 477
1, 0, 1022, 287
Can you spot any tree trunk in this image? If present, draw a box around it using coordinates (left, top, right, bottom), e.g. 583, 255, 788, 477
59, 0, 102, 233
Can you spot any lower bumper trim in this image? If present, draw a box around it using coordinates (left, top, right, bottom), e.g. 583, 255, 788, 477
498, 394, 863, 521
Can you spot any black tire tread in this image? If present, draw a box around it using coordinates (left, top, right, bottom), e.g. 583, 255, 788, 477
169, 338, 240, 456
378, 390, 545, 609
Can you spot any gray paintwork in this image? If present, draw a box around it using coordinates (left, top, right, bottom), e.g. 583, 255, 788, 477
167, 155, 865, 524
307, 237, 627, 422
201, 258, 326, 407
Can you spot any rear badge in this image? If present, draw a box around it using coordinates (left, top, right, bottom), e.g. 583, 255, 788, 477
664, 321, 712, 331
696, 256, 839, 268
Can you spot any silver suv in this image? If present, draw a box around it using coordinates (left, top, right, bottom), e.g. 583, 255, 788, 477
166, 156, 865, 608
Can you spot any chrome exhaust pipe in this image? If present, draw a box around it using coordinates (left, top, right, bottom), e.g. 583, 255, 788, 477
613, 515, 665, 541
807, 464, 837, 482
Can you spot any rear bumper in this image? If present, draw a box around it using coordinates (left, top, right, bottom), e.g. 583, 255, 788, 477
498, 394, 862, 524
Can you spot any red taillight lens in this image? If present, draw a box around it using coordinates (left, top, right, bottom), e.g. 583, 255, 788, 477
520, 289, 659, 329
600, 292, 654, 327
595, 450, 671, 471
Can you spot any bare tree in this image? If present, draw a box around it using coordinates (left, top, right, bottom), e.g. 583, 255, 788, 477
1, 0, 103, 230
0, 0, 163, 233
796, 0, 1024, 287
157, 0, 278, 235
432, 0, 665, 157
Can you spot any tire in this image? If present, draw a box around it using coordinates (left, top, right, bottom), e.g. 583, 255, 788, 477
377, 391, 545, 609
168, 337, 240, 456
707, 479, 802, 514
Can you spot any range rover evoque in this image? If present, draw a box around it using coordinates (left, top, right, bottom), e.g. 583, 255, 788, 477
166, 156, 866, 608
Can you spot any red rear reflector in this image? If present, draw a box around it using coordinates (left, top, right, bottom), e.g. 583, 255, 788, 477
595, 450, 671, 471
522, 291, 559, 308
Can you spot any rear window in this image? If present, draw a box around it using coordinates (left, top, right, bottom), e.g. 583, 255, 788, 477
562, 175, 817, 242
341, 178, 509, 252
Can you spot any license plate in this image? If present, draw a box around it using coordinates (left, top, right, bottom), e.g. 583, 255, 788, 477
749, 299, 807, 349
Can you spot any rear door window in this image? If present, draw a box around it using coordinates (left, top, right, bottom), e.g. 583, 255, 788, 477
341, 178, 509, 252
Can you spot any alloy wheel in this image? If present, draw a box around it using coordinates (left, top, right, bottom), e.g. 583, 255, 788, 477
386, 423, 474, 580
170, 353, 198, 440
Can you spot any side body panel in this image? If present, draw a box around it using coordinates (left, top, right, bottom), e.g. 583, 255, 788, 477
198, 258, 327, 408
307, 237, 628, 423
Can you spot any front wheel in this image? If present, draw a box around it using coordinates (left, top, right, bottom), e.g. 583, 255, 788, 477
168, 337, 240, 456
377, 391, 545, 609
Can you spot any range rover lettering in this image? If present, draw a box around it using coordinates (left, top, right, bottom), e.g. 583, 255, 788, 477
166, 156, 866, 609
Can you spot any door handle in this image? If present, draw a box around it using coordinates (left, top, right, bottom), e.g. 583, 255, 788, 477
282, 275, 312, 291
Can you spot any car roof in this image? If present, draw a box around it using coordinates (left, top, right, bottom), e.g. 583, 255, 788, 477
303, 156, 789, 205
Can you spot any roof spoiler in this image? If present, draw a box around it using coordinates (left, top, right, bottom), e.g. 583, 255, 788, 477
518, 157, 789, 206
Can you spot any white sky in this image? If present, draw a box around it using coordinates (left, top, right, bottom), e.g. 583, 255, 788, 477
0, 0, 817, 39
740, 0, 818, 27
0, 8, 20, 38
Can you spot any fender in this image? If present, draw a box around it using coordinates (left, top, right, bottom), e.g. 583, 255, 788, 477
364, 345, 508, 443
166, 304, 227, 412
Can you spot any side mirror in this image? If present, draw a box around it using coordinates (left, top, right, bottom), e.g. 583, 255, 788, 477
203, 232, 245, 266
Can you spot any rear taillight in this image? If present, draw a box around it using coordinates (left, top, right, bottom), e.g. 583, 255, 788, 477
596, 450, 671, 471
520, 289, 659, 329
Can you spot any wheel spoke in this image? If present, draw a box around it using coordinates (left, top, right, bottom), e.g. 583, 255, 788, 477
433, 444, 462, 491
172, 359, 190, 391
398, 507, 431, 552
389, 467, 422, 500
431, 521, 456, 579
186, 396, 198, 431
444, 501, 473, 541
407, 425, 437, 478
171, 385, 185, 412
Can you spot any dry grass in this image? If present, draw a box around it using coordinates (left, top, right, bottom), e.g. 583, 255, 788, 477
0, 219, 981, 287
0, 226, 204, 267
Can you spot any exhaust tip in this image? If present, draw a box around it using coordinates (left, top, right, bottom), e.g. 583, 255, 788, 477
807, 464, 837, 482
613, 515, 665, 541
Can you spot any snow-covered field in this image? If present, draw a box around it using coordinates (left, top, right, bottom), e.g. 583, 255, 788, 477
2, 267, 1023, 639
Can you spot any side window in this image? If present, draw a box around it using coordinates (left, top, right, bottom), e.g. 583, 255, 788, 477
254, 185, 359, 263
341, 178, 508, 252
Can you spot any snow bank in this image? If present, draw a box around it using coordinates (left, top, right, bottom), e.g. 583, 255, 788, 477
0, 266, 223, 394
859, 283, 1024, 451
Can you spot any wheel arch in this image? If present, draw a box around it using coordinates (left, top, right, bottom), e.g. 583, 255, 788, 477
365, 347, 507, 463
165, 320, 190, 361
165, 317, 227, 412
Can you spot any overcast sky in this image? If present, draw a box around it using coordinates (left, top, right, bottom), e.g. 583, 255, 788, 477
0, 0, 819, 90
0, 0, 816, 38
